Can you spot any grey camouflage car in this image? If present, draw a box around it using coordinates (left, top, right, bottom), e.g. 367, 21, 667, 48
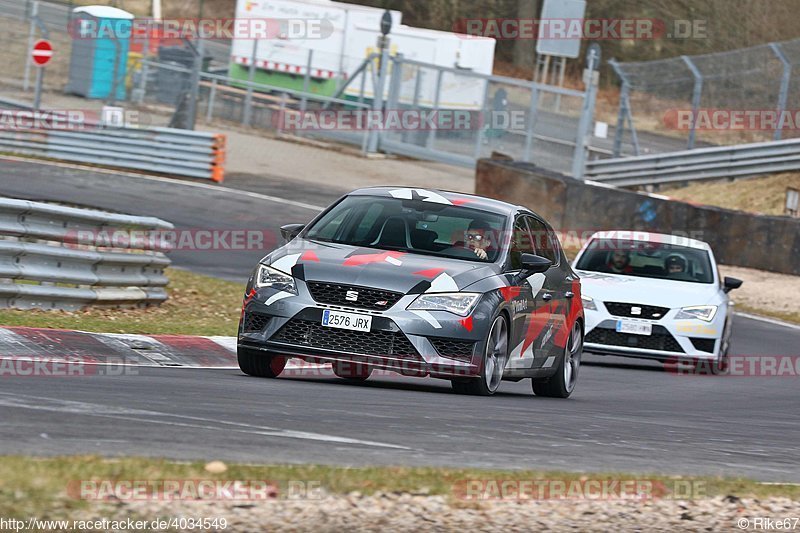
238, 187, 584, 397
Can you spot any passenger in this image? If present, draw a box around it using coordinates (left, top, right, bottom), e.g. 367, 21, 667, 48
605, 250, 634, 274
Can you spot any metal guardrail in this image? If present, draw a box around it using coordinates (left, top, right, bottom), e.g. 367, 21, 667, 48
0, 99, 227, 181
585, 138, 800, 187
0, 197, 173, 310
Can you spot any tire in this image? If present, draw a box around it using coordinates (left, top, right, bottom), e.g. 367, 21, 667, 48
451, 314, 509, 396
238, 347, 287, 378
333, 360, 373, 381
532, 321, 582, 399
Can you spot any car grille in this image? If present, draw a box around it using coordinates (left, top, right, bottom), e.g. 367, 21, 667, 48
603, 302, 670, 320
429, 338, 476, 362
586, 326, 683, 353
272, 319, 420, 359
689, 337, 716, 353
306, 281, 403, 311
242, 312, 271, 333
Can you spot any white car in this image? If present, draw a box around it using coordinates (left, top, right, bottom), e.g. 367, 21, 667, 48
572, 231, 742, 371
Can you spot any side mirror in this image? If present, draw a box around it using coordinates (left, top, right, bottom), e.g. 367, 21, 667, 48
518, 253, 552, 279
723, 276, 743, 293
280, 223, 305, 242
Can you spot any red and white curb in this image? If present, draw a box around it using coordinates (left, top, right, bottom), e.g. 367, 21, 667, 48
0, 327, 328, 371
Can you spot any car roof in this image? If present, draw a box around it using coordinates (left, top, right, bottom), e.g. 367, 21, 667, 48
586, 230, 712, 251
347, 187, 532, 218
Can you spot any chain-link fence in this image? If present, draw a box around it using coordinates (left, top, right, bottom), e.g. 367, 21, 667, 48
1, 0, 600, 177
611, 37, 800, 156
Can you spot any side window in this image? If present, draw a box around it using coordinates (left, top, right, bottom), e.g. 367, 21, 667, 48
509, 216, 535, 270
526, 216, 557, 263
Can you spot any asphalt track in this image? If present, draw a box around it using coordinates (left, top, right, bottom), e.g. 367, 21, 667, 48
0, 158, 798, 482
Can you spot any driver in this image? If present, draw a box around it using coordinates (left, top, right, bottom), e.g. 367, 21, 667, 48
665, 254, 688, 275
465, 220, 493, 260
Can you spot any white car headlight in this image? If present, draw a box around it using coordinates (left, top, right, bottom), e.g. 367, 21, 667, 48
581, 294, 597, 311
254, 264, 297, 294
675, 305, 717, 322
408, 293, 480, 316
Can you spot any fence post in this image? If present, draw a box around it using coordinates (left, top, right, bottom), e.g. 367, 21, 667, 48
425, 69, 444, 150
243, 40, 258, 127
366, 45, 390, 154
300, 49, 313, 115
770, 42, 792, 142
473, 79, 491, 160
23, 0, 39, 92
205, 77, 217, 123
681, 55, 703, 150
522, 83, 539, 162
571, 43, 601, 180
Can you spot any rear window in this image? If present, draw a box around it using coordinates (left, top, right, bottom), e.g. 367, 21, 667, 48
575, 239, 714, 284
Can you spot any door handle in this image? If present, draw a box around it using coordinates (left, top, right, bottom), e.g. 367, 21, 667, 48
542, 293, 553, 301
565, 291, 575, 299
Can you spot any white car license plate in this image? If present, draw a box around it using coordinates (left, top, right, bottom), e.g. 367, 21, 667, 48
616, 320, 652, 336
321, 310, 372, 332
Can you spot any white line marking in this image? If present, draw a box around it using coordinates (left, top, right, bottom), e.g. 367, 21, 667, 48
735, 312, 800, 331
0, 392, 409, 450
0, 155, 325, 211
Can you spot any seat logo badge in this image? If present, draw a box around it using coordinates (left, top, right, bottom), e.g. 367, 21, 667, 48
631, 306, 642, 315
345, 290, 359, 302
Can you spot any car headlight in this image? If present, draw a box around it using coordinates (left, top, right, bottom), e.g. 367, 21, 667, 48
675, 305, 717, 322
254, 264, 297, 294
581, 294, 597, 311
407, 293, 480, 316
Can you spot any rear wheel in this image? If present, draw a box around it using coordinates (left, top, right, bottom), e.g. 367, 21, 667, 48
333, 361, 373, 381
532, 322, 582, 398
238, 347, 286, 378
451, 315, 508, 396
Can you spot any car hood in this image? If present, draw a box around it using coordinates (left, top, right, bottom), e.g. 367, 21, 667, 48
576, 270, 721, 308
267, 239, 501, 294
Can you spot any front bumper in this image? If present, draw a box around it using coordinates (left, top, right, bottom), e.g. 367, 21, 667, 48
239, 286, 492, 378
583, 306, 723, 362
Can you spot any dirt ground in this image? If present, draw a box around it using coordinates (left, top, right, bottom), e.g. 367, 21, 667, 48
719, 265, 800, 322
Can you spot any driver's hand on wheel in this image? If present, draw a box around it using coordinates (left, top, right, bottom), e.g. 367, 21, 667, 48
474, 248, 488, 260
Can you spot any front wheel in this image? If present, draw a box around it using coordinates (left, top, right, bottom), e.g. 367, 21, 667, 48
532, 322, 582, 399
452, 314, 508, 396
238, 347, 286, 378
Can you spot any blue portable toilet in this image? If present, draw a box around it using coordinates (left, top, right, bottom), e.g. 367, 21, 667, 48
66, 6, 134, 100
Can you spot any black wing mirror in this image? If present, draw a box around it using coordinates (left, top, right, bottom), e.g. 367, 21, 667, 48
280, 224, 305, 242
723, 276, 743, 293
517, 253, 552, 279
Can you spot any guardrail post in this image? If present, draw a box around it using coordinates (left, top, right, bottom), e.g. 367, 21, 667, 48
243, 40, 258, 127
276, 92, 288, 135
681, 55, 703, 150
770, 42, 792, 141
571, 43, 601, 180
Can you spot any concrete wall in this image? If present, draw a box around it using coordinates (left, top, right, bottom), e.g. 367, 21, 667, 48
476, 159, 800, 275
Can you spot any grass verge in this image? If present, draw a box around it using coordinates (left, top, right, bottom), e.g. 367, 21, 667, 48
0, 269, 245, 337
0, 456, 798, 519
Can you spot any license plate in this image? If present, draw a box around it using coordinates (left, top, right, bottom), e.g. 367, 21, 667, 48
616, 320, 652, 336
321, 310, 372, 332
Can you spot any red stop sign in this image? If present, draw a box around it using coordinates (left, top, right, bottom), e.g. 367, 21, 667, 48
32, 39, 53, 67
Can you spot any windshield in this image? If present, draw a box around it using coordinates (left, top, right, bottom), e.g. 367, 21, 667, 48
304, 195, 507, 262
575, 238, 715, 284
